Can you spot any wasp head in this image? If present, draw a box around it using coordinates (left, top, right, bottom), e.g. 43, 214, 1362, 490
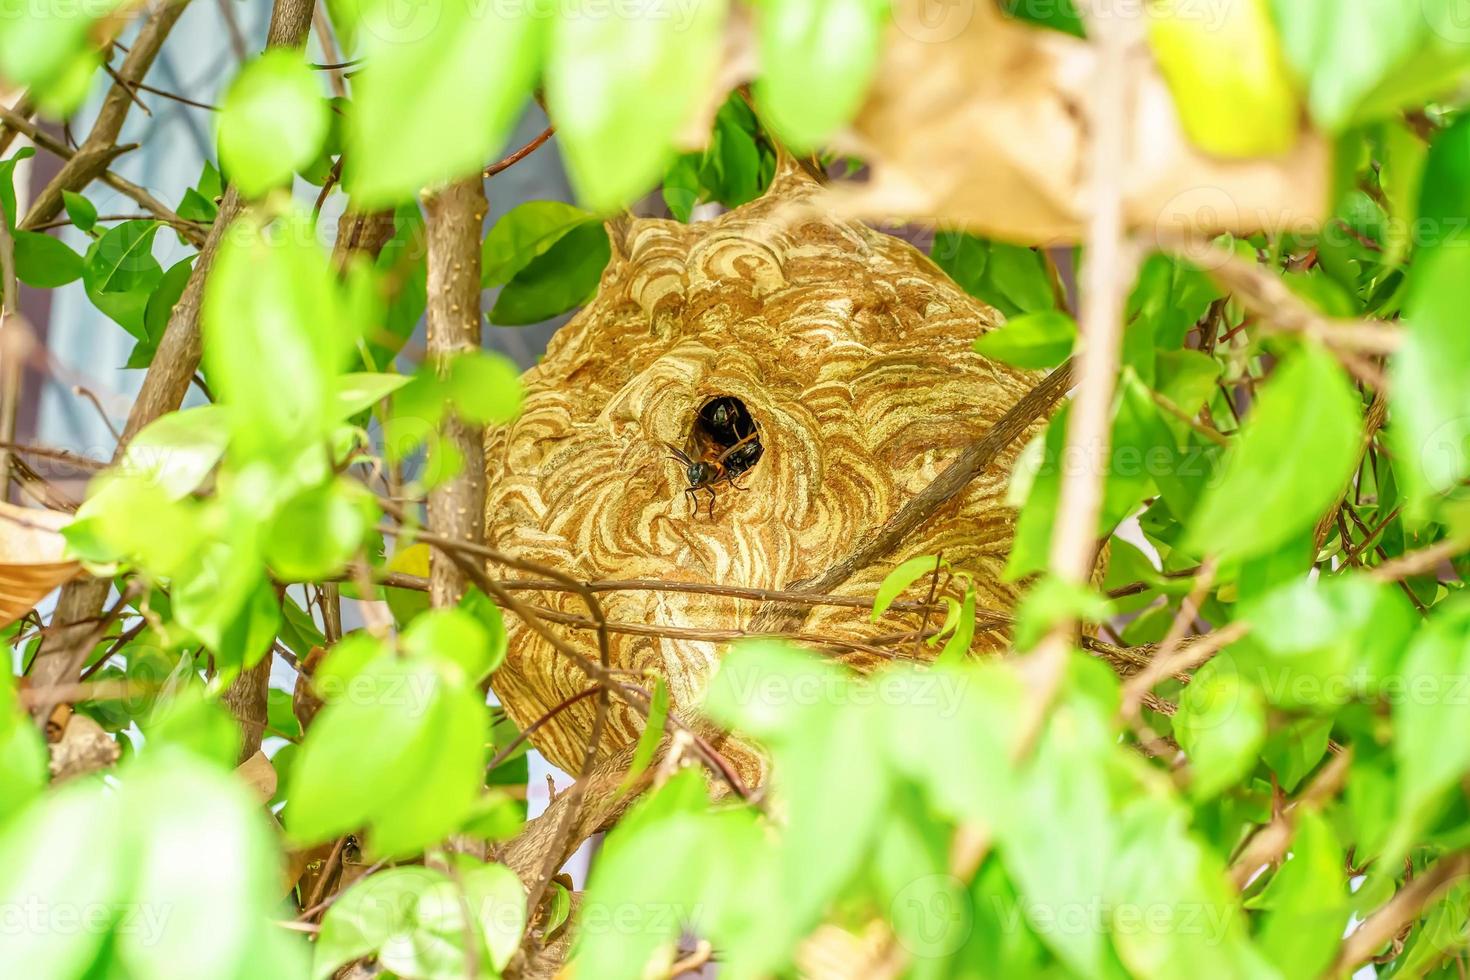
687, 461, 715, 487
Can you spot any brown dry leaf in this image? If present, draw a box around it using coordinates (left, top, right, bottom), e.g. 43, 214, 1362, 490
822, 1, 1329, 245
235, 749, 278, 802
0, 500, 80, 628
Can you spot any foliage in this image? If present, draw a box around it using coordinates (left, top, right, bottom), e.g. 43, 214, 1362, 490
4, 0, 1470, 978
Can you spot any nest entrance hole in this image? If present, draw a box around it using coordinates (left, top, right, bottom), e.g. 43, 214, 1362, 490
694, 396, 763, 477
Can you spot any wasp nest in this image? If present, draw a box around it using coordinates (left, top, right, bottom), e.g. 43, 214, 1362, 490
483, 161, 1041, 774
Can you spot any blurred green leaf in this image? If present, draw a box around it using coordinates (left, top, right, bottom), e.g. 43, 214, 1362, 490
218, 49, 329, 197
1251, 812, 1348, 976
548, 0, 727, 210
754, 0, 884, 149
202, 209, 354, 456
1149, 0, 1299, 156
1391, 235, 1470, 515
347, 0, 542, 204
1175, 660, 1265, 800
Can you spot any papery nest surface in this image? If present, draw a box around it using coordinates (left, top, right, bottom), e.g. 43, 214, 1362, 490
484, 161, 1041, 774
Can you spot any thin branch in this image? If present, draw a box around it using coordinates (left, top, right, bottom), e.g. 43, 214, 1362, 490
485, 127, 554, 178
0, 106, 206, 246
1331, 850, 1470, 974
1370, 536, 1470, 582
1228, 748, 1352, 889
749, 360, 1072, 634
0, 216, 18, 499
1016, 1, 1139, 755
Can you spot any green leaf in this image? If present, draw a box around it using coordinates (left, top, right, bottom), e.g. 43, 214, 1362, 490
83, 219, 161, 294
84, 219, 163, 341
1012, 576, 1114, 651
1270, 0, 1422, 130
1148, 0, 1299, 156
1252, 811, 1349, 976
1391, 238, 1470, 514
11, 229, 83, 287
135, 257, 196, 366
934, 586, 976, 666
1232, 573, 1416, 710
620, 677, 668, 793
202, 209, 353, 456
331, 371, 409, 420
1393, 596, 1470, 840
0, 2, 114, 113
218, 49, 329, 197
489, 220, 609, 325
402, 607, 495, 682
117, 751, 282, 980
447, 352, 523, 424
933, 233, 1057, 319
871, 554, 943, 620
118, 405, 232, 500
547, 0, 728, 210
0, 147, 36, 226
1185, 346, 1362, 562
313, 866, 450, 979
1174, 659, 1265, 800
754, 0, 884, 150
481, 200, 595, 287
287, 656, 487, 858
973, 310, 1076, 370
62, 189, 96, 232
0, 781, 125, 977
345, 0, 542, 205
264, 481, 374, 581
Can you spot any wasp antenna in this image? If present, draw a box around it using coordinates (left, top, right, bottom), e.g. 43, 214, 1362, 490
663, 442, 693, 465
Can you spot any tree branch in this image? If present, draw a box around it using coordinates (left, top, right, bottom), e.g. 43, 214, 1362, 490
422, 176, 488, 606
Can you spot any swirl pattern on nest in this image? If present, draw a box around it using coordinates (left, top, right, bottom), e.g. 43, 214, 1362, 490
484, 162, 1040, 774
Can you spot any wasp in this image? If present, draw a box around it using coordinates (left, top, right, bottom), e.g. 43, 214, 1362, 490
665, 427, 760, 518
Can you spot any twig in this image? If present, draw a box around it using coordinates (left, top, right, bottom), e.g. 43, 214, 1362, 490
486, 687, 601, 774
1119, 561, 1223, 719
1175, 243, 1402, 356
22, 1, 187, 230
1331, 850, 1470, 974
0, 216, 18, 499
749, 360, 1072, 634
1016, 1, 1139, 756
1228, 748, 1352, 889
1370, 536, 1470, 582
0, 106, 206, 246
485, 127, 554, 178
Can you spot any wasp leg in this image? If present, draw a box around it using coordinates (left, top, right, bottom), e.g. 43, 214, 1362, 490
705, 486, 718, 518
684, 487, 699, 516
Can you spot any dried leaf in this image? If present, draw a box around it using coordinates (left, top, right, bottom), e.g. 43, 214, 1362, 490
823, 1, 1330, 244
0, 501, 80, 628
235, 749, 278, 802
